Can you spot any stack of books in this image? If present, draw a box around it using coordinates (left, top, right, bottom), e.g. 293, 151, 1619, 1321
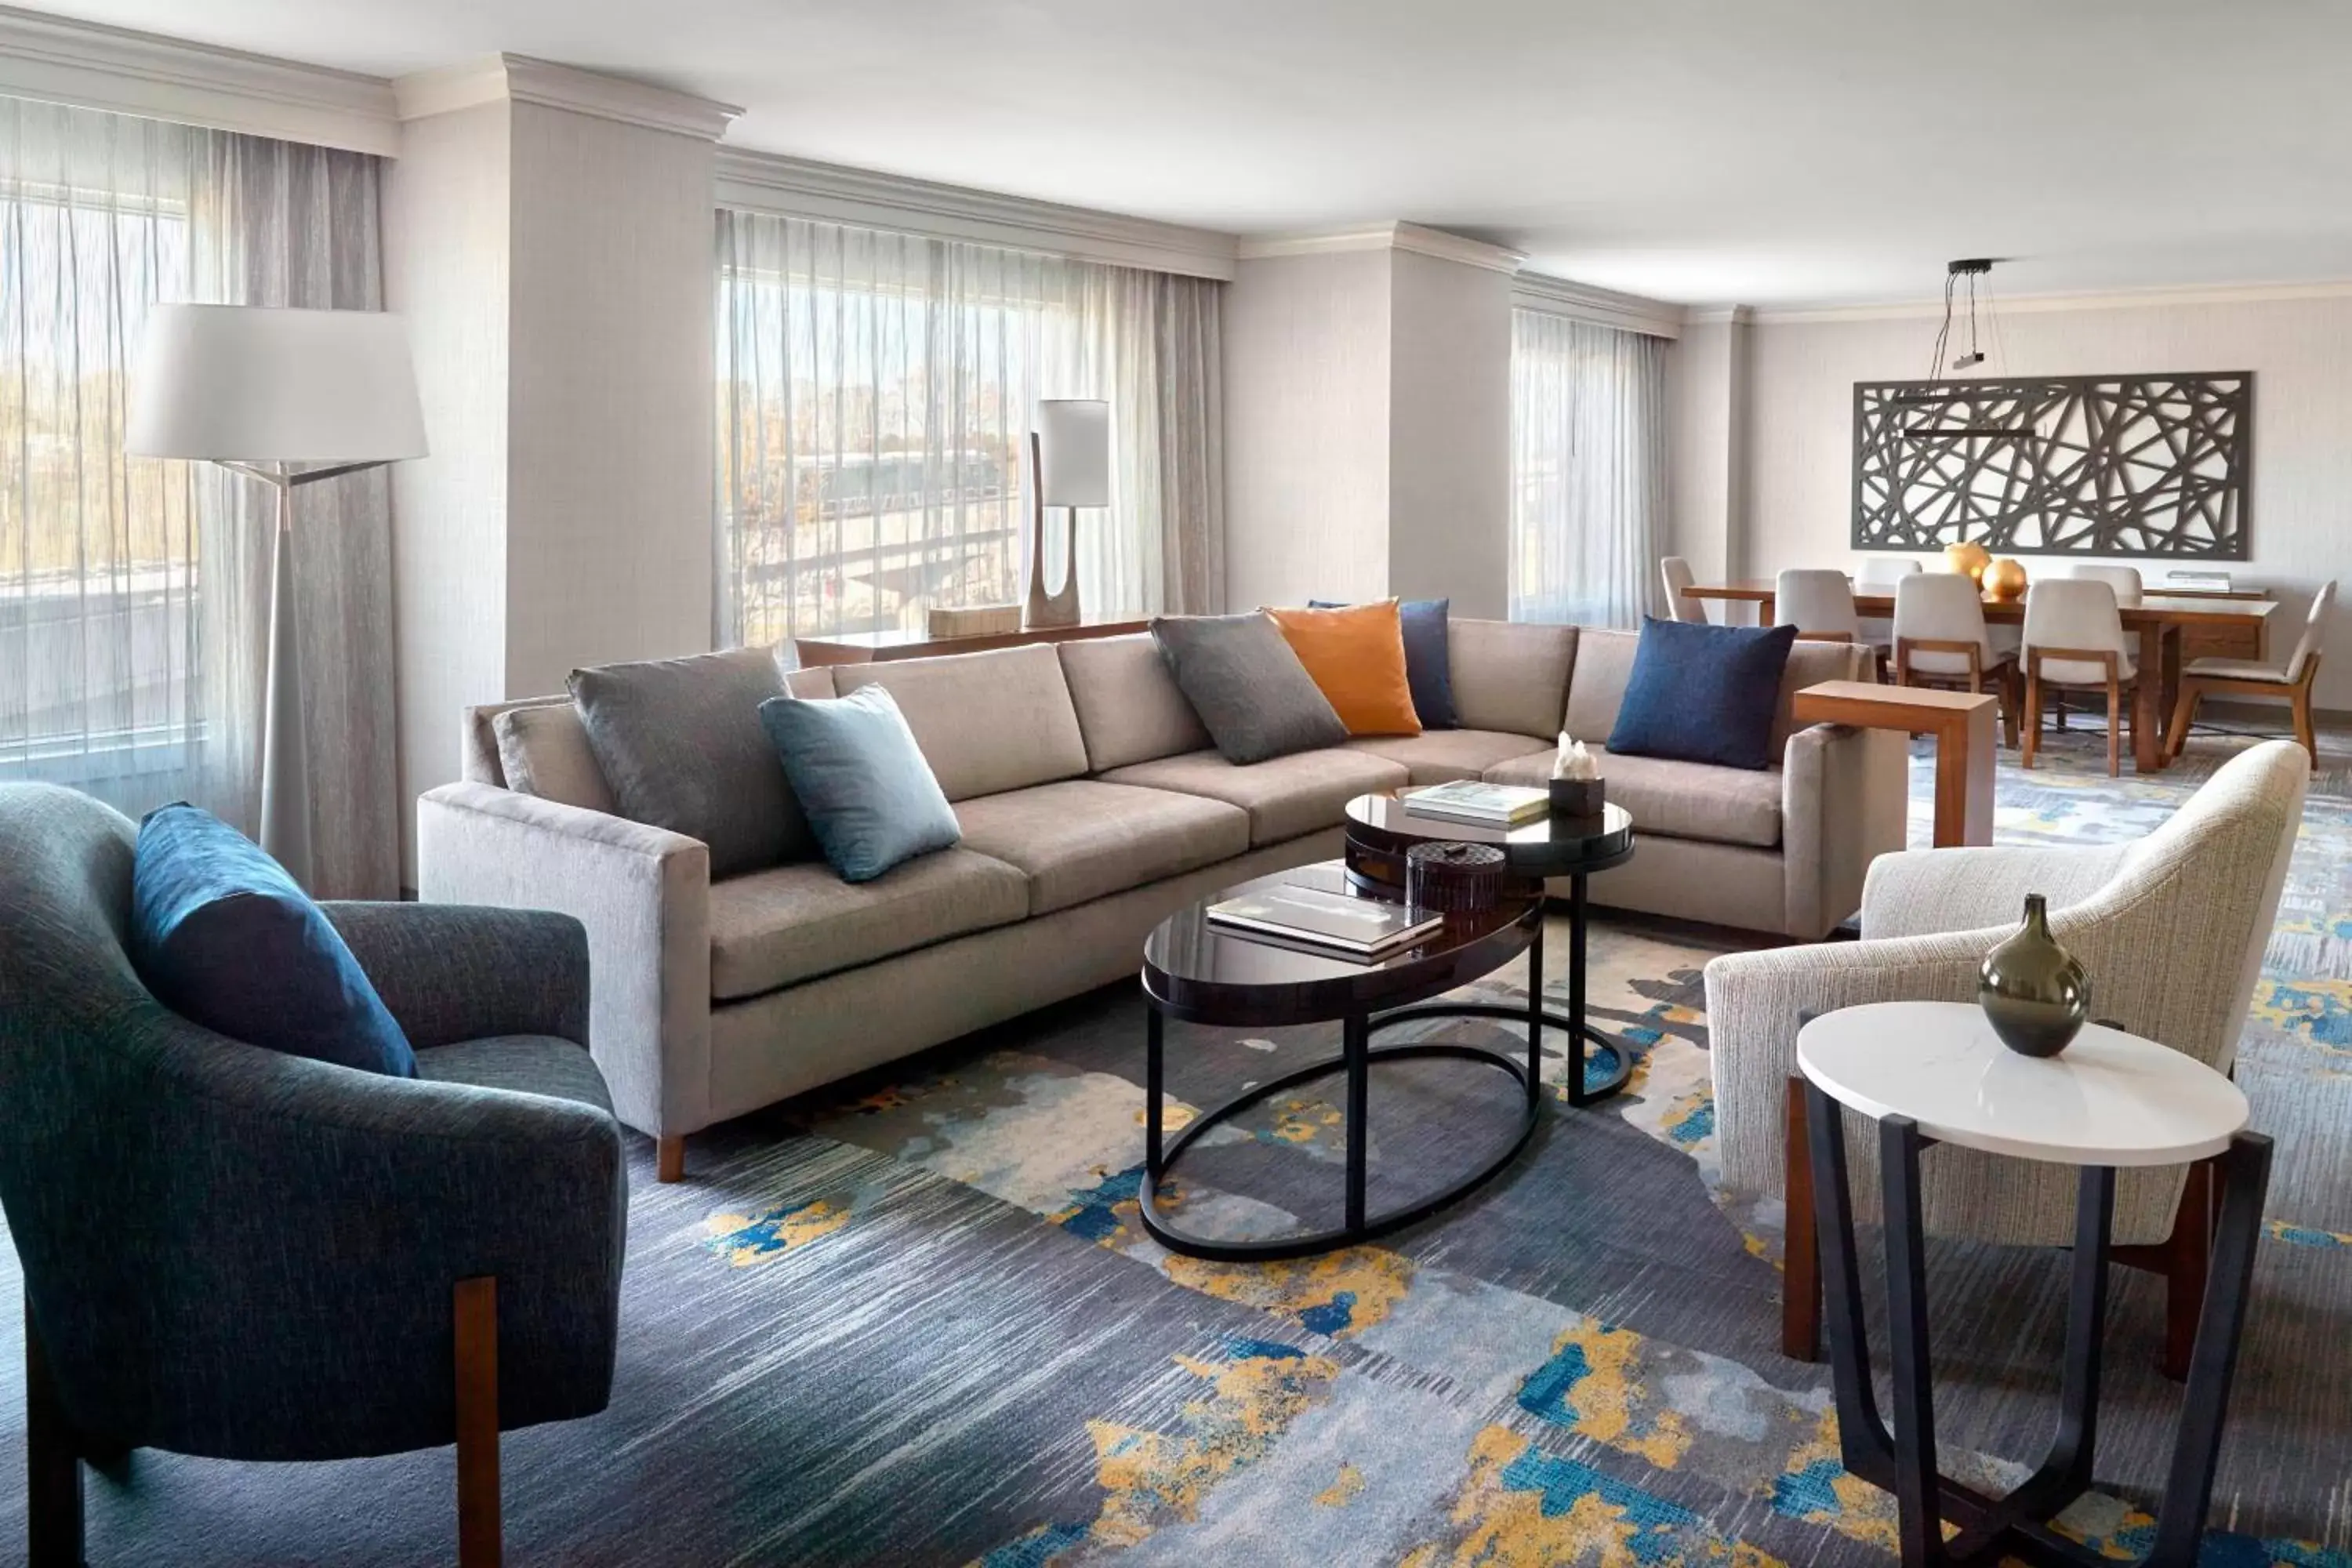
1401, 781, 1549, 827
1206, 881, 1442, 961
2165, 570, 2234, 592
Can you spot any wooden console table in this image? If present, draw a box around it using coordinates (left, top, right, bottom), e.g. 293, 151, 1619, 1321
792, 619, 1149, 667
1793, 681, 1998, 848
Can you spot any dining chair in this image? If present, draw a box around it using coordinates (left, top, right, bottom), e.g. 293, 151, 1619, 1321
1660, 556, 1700, 622
1774, 568, 1861, 641
2165, 579, 2334, 767
1854, 557, 1920, 648
2063, 564, 2144, 607
2023, 578, 2137, 775
1893, 572, 2023, 746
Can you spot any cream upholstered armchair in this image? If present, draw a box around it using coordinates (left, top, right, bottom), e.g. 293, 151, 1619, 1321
1704, 740, 2309, 1377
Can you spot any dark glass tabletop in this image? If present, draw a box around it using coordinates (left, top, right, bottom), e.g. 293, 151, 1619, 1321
1142, 862, 1539, 1028
1345, 791, 1635, 877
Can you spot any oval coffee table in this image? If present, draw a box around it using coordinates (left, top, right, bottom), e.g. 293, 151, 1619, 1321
1797, 1001, 2267, 1568
1138, 866, 1545, 1261
1345, 793, 1635, 1106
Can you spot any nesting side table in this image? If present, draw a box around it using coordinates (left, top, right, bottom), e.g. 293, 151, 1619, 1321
1797, 1001, 2270, 1568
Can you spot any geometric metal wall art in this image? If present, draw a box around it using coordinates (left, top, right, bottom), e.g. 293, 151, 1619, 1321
1851, 372, 2252, 560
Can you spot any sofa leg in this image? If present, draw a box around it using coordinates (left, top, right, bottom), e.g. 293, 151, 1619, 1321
25, 1294, 85, 1568
657, 1134, 686, 1184
454, 1276, 501, 1568
2115, 1157, 2216, 1381
1782, 1078, 1822, 1361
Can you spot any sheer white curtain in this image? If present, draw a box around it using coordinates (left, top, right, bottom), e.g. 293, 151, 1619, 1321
713, 210, 1224, 646
0, 99, 398, 896
1508, 311, 1668, 628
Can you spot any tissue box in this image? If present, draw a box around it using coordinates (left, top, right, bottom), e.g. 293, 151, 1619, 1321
1549, 778, 1605, 818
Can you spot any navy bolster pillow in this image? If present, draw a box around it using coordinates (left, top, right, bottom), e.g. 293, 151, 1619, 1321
1606, 618, 1798, 771
129, 804, 416, 1076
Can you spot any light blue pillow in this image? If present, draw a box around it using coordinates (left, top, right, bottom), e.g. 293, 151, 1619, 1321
757, 686, 960, 882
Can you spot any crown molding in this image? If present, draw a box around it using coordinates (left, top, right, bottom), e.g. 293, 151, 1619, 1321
713, 148, 1239, 281
395, 54, 740, 141
1685, 304, 1755, 326
1239, 221, 1526, 274
1748, 278, 2352, 325
0, 3, 397, 154
1512, 271, 1686, 338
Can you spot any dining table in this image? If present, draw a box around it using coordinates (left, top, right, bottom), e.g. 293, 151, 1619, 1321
1679, 579, 2277, 774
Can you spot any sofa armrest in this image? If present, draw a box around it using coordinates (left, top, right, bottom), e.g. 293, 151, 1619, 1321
1778, 722, 1909, 939
323, 902, 590, 1052
416, 782, 711, 1140
1860, 841, 2132, 939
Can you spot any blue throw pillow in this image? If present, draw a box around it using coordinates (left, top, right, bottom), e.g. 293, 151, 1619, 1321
129, 804, 416, 1076
1606, 618, 1798, 771
1308, 597, 1457, 728
758, 686, 961, 883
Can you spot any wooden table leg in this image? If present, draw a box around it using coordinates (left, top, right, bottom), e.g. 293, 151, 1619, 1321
2135, 623, 2166, 773
1929, 706, 1997, 847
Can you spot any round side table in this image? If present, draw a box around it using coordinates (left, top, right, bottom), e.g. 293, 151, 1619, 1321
1343, 793, 1635, 1106
1796, 1000, 2269, 1568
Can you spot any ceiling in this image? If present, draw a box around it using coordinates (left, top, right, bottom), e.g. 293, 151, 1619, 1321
25, 0, 2352, 307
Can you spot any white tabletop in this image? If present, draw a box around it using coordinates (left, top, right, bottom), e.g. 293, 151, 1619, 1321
1797, 1001, 2247, 1167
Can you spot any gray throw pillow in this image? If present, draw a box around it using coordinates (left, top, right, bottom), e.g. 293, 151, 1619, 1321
569, 647, 811, 877
1149, 612, 1348, 765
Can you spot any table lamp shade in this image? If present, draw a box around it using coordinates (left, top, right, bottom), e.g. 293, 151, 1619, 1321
1034, 398, 1110, 507
127, 304, 426, 463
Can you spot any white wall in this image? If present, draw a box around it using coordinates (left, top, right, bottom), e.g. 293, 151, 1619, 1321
386, 99, 510, 877
505, 103, 717, 698
1222, 249, 1392, 609
1388, 249, 1512, 619
1741, 295, 2352, 704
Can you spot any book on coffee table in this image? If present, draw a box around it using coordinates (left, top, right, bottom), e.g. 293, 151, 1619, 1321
1403, 780, 1548, 826
1207, 883, 1443, 960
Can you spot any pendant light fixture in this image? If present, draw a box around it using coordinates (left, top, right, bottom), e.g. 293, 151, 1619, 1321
1899, 257, 2029, 440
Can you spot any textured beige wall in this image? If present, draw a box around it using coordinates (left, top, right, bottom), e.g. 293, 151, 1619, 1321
1388, 249, 1511, 619
1222, 249, 1393, 610
1742, 296, 2352, 704
386, 99, 511, 879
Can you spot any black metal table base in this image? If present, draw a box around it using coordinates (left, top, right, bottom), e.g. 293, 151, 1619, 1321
1805, 1078, 2273, 1567
1140, 891, 1630, 1262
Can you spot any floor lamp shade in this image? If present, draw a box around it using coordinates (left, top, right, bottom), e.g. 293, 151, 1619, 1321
125, 306, 426, 889
127, 305, 426, 462
1035, 398, 1111, 506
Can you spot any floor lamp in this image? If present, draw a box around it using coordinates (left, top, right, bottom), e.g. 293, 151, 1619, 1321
1025, 398, 1109, 630
128, 305, 426, 887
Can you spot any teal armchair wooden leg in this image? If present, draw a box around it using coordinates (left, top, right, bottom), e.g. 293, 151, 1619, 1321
27, 1294, 85, 1568
456, 1276, 502, 1568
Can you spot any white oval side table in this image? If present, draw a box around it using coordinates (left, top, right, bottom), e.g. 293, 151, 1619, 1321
1795, 1000, 2270, 1568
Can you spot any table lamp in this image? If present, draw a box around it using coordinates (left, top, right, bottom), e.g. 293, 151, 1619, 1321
128, 304, 426, 887
1025, 398, 1109, 630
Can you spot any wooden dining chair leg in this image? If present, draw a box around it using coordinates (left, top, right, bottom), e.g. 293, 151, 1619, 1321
2106, 674, 2123, 778
455, 1276, 502, 1568
1782, 1078, 1820, 1361
2165, 676, 2201, 764
2021, 667, 2042, 769
2293, 683, 2319, 766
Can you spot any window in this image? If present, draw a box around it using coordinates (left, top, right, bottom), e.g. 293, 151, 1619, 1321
714, 210, 1225, 646
1508, 311, 1668, 629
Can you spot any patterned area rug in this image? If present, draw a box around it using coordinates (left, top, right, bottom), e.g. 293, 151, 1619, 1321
15, 726, 2352, 1566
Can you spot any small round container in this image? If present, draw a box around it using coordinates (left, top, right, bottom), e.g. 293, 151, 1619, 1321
1406, 840, 1508, 913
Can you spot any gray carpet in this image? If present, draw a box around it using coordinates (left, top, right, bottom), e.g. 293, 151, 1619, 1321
5, 724, 2348, 1565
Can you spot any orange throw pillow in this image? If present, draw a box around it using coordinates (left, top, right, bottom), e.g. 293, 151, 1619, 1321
1264, 601, 1422, 736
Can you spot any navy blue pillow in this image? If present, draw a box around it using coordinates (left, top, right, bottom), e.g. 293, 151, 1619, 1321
129, 804, 416, 1076
1308, 597, 1457, 728
758, 686, 961, 883
1606, 618, 1798, 771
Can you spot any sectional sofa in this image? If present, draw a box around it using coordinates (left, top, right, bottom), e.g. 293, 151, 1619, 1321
416, 620, 1905, 1176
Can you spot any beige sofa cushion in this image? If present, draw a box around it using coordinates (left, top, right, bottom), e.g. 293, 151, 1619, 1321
708, 847, 1029, 1000
1345, 731, 1555, 785
1485, 746, 1783, 849
834, 643, 1089, 802
955, 779, 1249, 915
1447, 619, 1578, 739
1058, 634, 1210, 772
783, 666, 836, 699
492, 702, 615, 814
1564, 629, 1873, 755
1100, 747, 1409, 846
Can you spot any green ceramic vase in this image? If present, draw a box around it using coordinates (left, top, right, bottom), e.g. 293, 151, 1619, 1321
1977, 893, 2090, 1058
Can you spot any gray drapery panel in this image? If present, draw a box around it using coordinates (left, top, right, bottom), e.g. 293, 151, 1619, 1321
713, 209, 1225, 646
0, 100, 397, 897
